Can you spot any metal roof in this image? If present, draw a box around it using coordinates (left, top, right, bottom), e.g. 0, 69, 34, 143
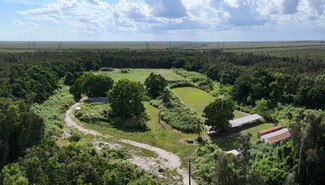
261, 128, 289, 143
258, 125, 283, 135
268, 131, 291, 144
229, 114, 263, 127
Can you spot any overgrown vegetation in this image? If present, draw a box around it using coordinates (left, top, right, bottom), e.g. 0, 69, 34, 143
1, 141, 160, 185
150, 90, 200, 133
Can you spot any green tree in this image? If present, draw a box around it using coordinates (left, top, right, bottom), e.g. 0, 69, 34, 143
253, 98, 272, 118
108, 79, 145, 119
70, 73, 90, 100
203, 97, 234, 134
82, 74, 114, 97
237, 133, 252, 185
297, 114, 325, 185
144, 73, 167, 97
2, 163, 28, 185
212, 152, 239, 185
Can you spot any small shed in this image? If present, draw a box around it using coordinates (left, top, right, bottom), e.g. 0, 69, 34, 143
229, 114, 262, 128
75, 106, 81, 111
257, 125, 283, 139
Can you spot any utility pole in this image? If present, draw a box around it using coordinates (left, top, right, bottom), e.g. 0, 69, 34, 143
189, 158, 191, 185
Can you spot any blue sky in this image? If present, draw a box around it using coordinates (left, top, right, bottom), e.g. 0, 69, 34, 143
0, 0, 325, 41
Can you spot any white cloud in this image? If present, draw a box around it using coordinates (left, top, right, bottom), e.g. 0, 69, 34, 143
145, 0, 188, 18
13, 0, 325, 39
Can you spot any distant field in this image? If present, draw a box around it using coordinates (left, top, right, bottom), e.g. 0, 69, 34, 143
1, 41, 325, 51
97, 68, 183, 83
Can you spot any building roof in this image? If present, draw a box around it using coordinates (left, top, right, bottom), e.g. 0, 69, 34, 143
258, 125, 283, 135
268, 131, 291, 144
229, 114, 263, 128
261, 128, 289, 142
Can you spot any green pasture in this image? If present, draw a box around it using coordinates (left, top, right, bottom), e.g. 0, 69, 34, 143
97, 68, 183, 83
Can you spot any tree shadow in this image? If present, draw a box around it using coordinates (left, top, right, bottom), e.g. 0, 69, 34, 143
211, 133, 241, 151
84, 97, 108, 103
109, 115, 149, 133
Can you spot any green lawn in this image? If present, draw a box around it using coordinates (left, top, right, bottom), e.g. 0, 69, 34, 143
172, 87, 248, 120
76, 102, 199, 165
172, 87, 215, 117
96, 68, 183, 83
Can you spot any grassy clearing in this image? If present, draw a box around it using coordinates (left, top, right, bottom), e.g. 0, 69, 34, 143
172, 87, 215, 117
97, 68, 183, 83
172, 87, 248, 120
76, 101, 199, 164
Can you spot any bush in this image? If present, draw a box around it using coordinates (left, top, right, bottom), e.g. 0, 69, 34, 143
168, 80, 195, 89
69, 132, 81, 142
101, 67, 114, 72
173, 69, 214, 91
120, 69, 129, 73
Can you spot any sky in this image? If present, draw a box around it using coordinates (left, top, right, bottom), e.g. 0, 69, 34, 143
0, 0, 325, 41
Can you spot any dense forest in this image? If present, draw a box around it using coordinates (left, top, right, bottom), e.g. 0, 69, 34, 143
0, 49, 324, 184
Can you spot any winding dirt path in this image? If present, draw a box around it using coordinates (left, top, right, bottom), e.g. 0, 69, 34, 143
65, 98, 196, 185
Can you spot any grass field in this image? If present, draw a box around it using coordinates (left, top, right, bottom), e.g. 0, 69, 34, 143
172, 87, 215, 117
97, 68, 183, 83
76, 102, 199, 165
172, 87, 247, 119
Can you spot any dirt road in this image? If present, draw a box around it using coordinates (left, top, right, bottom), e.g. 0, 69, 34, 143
65, 99, 197, 185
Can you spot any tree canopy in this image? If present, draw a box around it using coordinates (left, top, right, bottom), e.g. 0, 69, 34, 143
70, 73, 114, 99
108, 79, 145, 119
203, 97, 234, 134
144, 73, 167, 97
0, 99, 44, 168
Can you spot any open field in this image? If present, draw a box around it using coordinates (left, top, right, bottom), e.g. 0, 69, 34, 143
97, 68, 183, 83
172, 87, 215, 117
1, 41, 325, 51
172, 87, 247, 119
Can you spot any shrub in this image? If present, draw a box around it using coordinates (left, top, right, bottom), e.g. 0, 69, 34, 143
101, 67, 114, 72
69, 132, 81, 142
